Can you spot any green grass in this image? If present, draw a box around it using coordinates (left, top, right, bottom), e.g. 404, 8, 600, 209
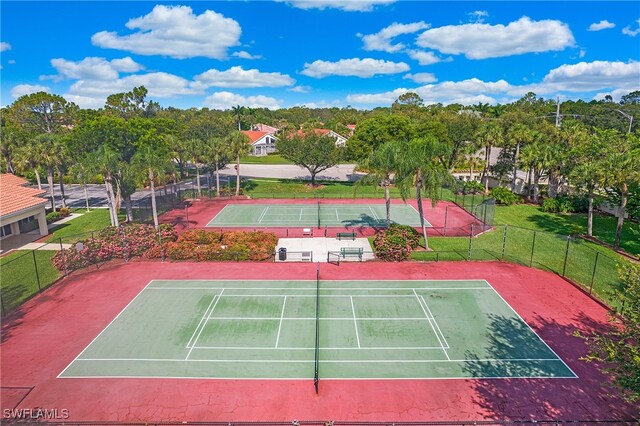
239, 154, 294, 165
0, 250, 60, 313
492, 204, 639, 256
46, 209, 125, 243
244, 178, 456, 201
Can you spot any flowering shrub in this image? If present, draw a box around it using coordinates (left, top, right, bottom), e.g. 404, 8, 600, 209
373, 224, 421, 261
52, 224, 178, 272
165, 229, 277, 262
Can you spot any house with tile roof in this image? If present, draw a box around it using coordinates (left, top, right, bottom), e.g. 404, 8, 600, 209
296, 128, 349, 146
0, 174, 49, 240
240, 131, 278, 156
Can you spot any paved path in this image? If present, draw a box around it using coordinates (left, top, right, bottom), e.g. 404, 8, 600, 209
20, 242, 73, 251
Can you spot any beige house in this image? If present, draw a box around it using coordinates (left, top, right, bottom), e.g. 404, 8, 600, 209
0, 174, 49, 241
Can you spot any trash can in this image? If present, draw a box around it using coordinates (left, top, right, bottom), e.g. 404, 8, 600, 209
278, 247, 287, 261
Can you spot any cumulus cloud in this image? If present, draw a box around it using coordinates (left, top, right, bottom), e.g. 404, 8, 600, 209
468, 10, 489, 23
360, 21, 430, 52
288, 85, 312, 93
232, 51, 263, 60
91, 5, 241, 59
416, 16, 575, 59
301, 58, 409, 78
203, 91, 281, 110
346, 60, 639, 107
192, 66, 294, 89
622, 19, 640, 36
403, 73, 437, 84
0, 42, 11, 52
44, 57, 144, 82
11, 84, 50, 99
278, 0, 396, 12
407, 50, 448, 65
588, 20, 615, 31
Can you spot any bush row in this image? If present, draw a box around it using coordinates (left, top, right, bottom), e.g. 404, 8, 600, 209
165, 229, 277, 262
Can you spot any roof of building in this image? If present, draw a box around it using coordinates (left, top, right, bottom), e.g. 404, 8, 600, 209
294, 128, 347, 139
0, 174, 47, 220
241, 130, 274, 144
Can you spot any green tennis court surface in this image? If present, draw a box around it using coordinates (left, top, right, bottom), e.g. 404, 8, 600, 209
59, 279, 575, 380
205, 203, 430, 228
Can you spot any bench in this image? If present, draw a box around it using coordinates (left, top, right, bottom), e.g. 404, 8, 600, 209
337, 232, 356, 241
302, 228, 312, 236
301, 251, 312, 262
340, 247, 363, 260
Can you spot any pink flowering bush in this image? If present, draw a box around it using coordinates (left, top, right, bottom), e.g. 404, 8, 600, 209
52, 224, 178, 272
373, 224, 421, 261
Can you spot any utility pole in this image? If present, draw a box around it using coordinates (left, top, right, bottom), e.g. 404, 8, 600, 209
555, 97, 561, 128
615, 109, 633, 134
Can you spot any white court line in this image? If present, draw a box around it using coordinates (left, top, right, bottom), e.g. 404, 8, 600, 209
59, 374, 577, 381
408, 204, 432, 227
205, 317, 441, 321
275, 296, 287, 348
257, 207, 268, 223
299, 208, 303, 221
369, 206, 380, 222
57, 280, 156, 378
413, 289, 450, 360
350, 296, 361, 349
192, 346, 444, 350
335, 208, 340, 221
185, 294, 220, 349
482, 280, 579, 378
185, 289, 224, 360
419, 295, 450, 349
74, 357, 563, 363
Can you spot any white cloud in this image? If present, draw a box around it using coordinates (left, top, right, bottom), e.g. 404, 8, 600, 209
0, 42, 11, 52
407, 50, 448, 65
192, 66, 294, 89
346, 60, 640, 107
288, 85, 312, 93
11, 84, 50, 99
91, 5, 241, 59
468, 10, 489, 23
203, 91, 281, 110
8, 59, 16, 65
278, 0, 396, 12
416, 16, 575, 59
622, 19, 640, 37
360, 21, 429, 52
301, 58, 409, 78
44, 57, 144, 82
232, 51, 263, 60
588, 20, 615, 31
403, 73, 437, 84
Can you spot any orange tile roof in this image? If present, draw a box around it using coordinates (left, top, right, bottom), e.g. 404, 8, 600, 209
0, 173, 47, 219
241, 131, 270, 144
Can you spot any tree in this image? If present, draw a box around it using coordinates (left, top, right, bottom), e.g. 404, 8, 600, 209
277, 130, 344, 186
13, 142, 43, 189
205, 136, 231, 196
475, 120, 503, 193
358, 142, 399, 226
69, 153, 98, 212
231, 105, 245, 131
133, 141, 173, 228
33, 134, 59, 211
600, 131, 640, 248
393, 92, 424, 108
346, 114, 413, 161
395, 136, 451, 249
7, 92, 77, 135
620, 91, 640, 105
226, 131, 251, 196
504, 121, 535, 192
579, 262, 640, 403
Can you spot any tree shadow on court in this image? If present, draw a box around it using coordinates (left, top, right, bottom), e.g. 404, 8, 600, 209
340, 213, 386, 231
462, 312, 638, 421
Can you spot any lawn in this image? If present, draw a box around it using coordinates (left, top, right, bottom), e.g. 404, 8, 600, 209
46, 209, 126, 244
0, 250, 60, 314
239, 154, 294, 165
244, 178, 456, 201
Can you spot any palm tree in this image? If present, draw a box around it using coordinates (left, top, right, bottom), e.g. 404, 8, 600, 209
395, 136, 452, 250
187, 138, 205, 197
134, 144, 173, 228
358, 142, 398, 227
226, 131, 251, 196
13, 143, 43, 189
94, 145, 121, 226
69, 153, 98, 212
231, 105, 245, 131
34, 134, 59, 211
207, 136, 230, 197
506, 123, 534, 192
475, 120, 503, 193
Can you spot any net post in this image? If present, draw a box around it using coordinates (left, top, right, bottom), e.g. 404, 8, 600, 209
467, 223, 473, 261
32, 250, 42, 291
590, 252, 599, 294
529, 231, 537, 267
443, 206, 448, 236
562, 236, 571, 277
317, 200, 321, 228
501, 224, 508, 260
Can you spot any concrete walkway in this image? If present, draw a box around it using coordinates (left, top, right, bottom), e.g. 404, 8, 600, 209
275, 237, 374, 263
20, 242, 73, 250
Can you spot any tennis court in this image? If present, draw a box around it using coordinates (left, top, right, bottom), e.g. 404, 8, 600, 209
59, 278, 575, 381
205, 203, 430, 228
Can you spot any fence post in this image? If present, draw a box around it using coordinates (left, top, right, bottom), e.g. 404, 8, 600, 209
589, 252, 599, 294
529, 231, 537, 267
120, 226, 128, 262
32, 250, 42, 291
443, 206, 448, 236
59, 237, 68, 276
562, 236, 571, 277
501, 224, 508, 260
467, 224, 474, 261
0, 293, 5, 316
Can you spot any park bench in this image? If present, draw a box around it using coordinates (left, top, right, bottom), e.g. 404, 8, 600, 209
340, 247, 363, 260
302, 228, 313, 236
337, 232, 356, 241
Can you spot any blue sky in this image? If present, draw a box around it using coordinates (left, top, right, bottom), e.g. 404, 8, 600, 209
1, 1, 639, 110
